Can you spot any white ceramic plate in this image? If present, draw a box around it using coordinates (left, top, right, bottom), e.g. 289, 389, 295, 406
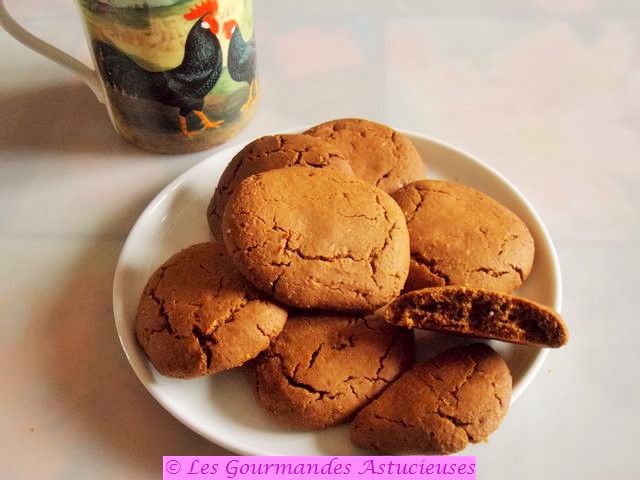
113, 129, 562, 456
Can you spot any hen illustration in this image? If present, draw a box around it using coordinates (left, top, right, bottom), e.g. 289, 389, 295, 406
223, 19, 257, 111
93, 0, 225, 138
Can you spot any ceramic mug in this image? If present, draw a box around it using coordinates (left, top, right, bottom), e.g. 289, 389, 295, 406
0, 0, 258, 153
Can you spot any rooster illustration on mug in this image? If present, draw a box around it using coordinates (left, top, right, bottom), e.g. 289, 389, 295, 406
93, 0, 256, 138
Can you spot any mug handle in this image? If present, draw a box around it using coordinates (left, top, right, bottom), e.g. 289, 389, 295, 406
0, 0, 105, 103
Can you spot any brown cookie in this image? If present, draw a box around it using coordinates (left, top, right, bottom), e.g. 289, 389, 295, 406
249, 314, 415, 429
135, 242, 287, 379
207, 134, 353, 240
391, 180, 535, 293
304, 118, 426, 194
350, 343, 512, 454
385, 286, 569, 348
222, 167, 410, 312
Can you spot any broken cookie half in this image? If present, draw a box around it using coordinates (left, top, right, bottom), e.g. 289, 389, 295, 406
385, 286, 568, 348
350, 343, 511, 454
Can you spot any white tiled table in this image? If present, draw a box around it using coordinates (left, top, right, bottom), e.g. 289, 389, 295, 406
1, 1, 638, 478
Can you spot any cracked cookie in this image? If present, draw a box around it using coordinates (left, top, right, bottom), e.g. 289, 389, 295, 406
207, 134, 354, 240
392, 180, 535, 293
222, 167, 410, 312
249, 313, 415, 429
350, 343, 511, 454
385, 286, 569, 348
304, 118, 426, 194
135, 242, 288, 379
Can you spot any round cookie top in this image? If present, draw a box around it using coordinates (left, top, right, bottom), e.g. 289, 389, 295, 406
135, 242, 287, 379
392, 179, 535, 293
304, 118, 426, 194
222, 167, 411, 312
250, 314, 415, 429
350, 343, 512, 454
207, 134, 353, 240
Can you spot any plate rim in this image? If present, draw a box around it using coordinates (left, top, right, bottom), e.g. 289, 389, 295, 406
112, 127, 562, 455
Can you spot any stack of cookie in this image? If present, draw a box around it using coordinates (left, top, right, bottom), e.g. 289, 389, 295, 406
135, 118, 568, 454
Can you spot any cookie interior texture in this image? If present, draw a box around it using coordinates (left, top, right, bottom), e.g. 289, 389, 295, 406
207, 133, 353, 240
304, 118, 426, 194
392, 179, 535, 293
135, 242, 288, 378
350, 343, 512, 454
222, 167, 410, 312
385, 286, 568, 348
249, 314, 415, 429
